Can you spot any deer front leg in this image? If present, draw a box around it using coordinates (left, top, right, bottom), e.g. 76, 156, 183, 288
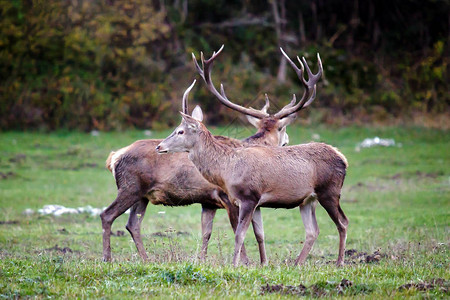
126, 199, 150, 261
251, 207, 267, 266
232, 200, 258, 267
295, 200, 319, 266
218, 192, 250, 265
199, 205, 217, 260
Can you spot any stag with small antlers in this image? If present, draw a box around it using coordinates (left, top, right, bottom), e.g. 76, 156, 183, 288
157, 48, 349, 267
101, 46, 302, 263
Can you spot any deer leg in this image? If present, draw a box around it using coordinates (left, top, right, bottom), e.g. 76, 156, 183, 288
318, 193, 349, 266
295, 200, 319, 265
251, 207, 267, 266
199, 205, 217, 260
228, 204, 251, 265
100, 189, 140, 262
125, 198, 150, 261
232, 201, 258, 267
218, 192, 250, 265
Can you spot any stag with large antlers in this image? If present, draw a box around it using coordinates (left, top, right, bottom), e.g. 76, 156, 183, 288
157, 48, 349, 267
101, 47, 302, 263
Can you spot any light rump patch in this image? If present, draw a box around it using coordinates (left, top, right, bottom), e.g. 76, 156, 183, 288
109, 145, 131, 178
330, 145, 348, 167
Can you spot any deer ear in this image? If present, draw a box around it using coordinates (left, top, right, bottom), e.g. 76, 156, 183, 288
181, 112, 201, 130
280, 127, 289, 146
279, 113, 297, 127
246, 115, 260, 128
191, 105, 203, 122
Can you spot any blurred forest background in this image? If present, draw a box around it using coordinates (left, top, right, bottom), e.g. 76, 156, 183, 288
0, 0, 448, 131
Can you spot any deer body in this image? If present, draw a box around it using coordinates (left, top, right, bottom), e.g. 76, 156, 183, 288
189, 132, 347, 209
101, 119, 291, 263
157, 112, 348, 267
110, 140, 223, 207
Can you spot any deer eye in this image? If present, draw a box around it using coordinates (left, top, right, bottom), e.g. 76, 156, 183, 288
177, 130, 184, 135
278, 127, 282, 132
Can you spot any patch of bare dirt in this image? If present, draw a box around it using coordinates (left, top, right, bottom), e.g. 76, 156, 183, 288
261, 279, 355, 297
348, 170, 444, 193
398, 278, 449, 293
260, 283, 308, 296
0, 220, 19, 225
57, 228, 69, 234
56, 162, 99, 171
34, 143, 58, 149
111, 230, 125, 236
9, 154, 26, 163
345, 249, 387, 264
44, 244, 74, 254
40, 162, 99, 171
151, 231, 190, 237
0, 171, 17, 180
389, 170, 443, 180
349, 181, 390, 192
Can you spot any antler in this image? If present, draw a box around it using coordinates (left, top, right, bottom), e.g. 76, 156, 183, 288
274, 48, 323, 119
192, 45, 269, 119
182, 80, 197, 114
261, 94, 270, 114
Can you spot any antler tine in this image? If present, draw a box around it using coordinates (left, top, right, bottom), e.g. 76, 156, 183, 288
301, 53, 323, 88
247, 93, 270, 114
261, 94, 270, 114
283, 94, 297, 110
280, 47, 303, 79
182, 80, 197, 114
302, 85, 317, 109
274, 50, 323, 119
192, 46, 269, 119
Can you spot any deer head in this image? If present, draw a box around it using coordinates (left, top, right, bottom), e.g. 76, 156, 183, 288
156, 106, 205, 154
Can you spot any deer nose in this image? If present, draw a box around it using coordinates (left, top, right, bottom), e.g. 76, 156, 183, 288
155, 145, 161, 151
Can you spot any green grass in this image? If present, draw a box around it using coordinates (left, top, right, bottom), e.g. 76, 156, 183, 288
0, 126, 449, 298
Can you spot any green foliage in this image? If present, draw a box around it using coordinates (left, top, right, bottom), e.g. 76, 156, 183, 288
0, 0, 173, 130
0, 0, 448, 130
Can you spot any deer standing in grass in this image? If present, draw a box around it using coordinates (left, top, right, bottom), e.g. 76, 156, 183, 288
101, 47, 299, 263
157, 49, 349, 266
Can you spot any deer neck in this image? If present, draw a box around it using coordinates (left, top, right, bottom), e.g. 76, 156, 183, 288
243, 128, 277, 146
188, 129, 232, 188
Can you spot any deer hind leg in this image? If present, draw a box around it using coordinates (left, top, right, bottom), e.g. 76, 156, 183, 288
295, 199, 319, 266
126, 198, 150, 261
251, 207, 267, 266
317, 191, 348, 266
100, 189, 140, 262
199, 205, 217, 260
232, 200, 258, 267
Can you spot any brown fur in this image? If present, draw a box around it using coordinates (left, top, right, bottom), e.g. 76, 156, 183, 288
157, 114, 349, 266
103, 46, 316, 264
101, 115, 291, 263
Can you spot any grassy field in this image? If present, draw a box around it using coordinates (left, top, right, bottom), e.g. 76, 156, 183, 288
0, 125, 449, 298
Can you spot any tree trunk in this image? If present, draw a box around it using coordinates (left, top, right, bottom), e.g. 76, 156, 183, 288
271, 0, 287, 83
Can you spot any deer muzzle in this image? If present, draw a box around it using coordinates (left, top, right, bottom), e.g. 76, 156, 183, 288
155, 144, 169, 154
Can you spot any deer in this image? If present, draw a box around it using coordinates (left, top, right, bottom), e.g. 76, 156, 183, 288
156, 48, 349, 267
100, 46, 301, 263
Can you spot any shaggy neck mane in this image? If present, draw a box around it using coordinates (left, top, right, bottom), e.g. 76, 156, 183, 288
243, 130, 269, 145
243, 119, 277, 146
